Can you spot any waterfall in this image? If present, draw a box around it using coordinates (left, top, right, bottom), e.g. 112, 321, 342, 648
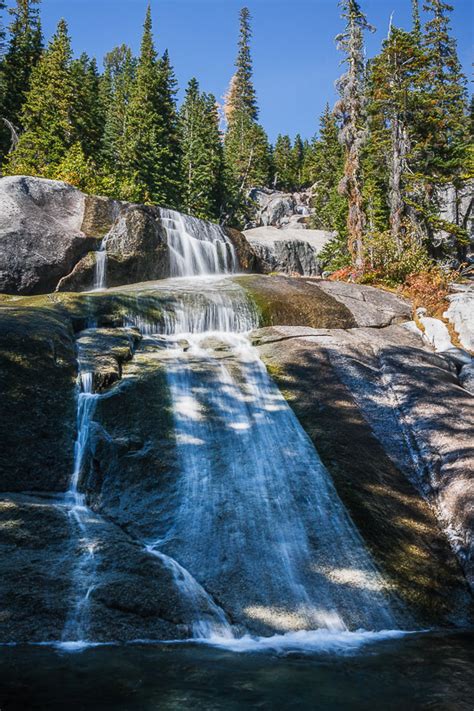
160, 208, 238, 277
61, 212, 403, 645
61, 371, 99, 647
93, 232, 112, 291
129, 279, 400, 639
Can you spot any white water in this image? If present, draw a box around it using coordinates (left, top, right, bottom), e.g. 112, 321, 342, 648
61, 371, 99, 644
93, 232, 112, 291
160, 208, 238, 277
125, 279, 401, 639
61, 207, 404, 647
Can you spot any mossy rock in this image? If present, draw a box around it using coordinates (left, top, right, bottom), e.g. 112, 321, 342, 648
234, 275, 357, 329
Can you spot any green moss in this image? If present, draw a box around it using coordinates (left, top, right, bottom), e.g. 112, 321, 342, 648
234, 274, 357, 329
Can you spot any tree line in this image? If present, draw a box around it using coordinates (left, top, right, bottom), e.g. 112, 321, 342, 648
0, 0, 472, 279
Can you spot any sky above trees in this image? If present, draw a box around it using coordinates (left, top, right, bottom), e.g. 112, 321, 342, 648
5, 0, 472, 142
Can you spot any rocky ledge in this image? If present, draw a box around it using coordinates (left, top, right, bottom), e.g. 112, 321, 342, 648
0, 275, 473, 641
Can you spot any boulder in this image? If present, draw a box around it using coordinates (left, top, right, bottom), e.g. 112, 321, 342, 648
243, 226, 333, 276
0, 176, 118, 295
248, 187, 314, 228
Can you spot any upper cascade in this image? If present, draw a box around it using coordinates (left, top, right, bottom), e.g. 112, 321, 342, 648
160, 208, 238, 277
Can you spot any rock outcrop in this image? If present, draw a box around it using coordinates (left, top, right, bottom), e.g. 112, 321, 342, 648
0, 176, 257, 295
0, 176, 117, 295
247, 187, 314, 229
0, 275, 473, 641
243, 227, 333, 276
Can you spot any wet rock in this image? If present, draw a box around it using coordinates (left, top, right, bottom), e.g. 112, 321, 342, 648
0, 493, 203, 643
0, 494, 74, 642
255, 324, 474, 619
83, 348, 177, 541
0, 298, 77, 491
76, 327, 141, 391
223, 227, 261, 273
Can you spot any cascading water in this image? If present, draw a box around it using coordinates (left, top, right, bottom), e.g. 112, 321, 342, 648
61, 371, 99, 647
160, 208, 238, 277
62, 206, 403, 647
120, 277, 402, 642
93, 232, 112, 291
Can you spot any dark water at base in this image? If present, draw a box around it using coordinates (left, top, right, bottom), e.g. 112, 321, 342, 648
0, 631, 473, 710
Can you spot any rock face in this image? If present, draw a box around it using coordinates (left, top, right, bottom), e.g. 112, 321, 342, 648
445, 284, 474, 352
248, 187, 314, 229
0, 297, 77, 491
243, 226, 333, 276
435, 180, 474, 255
316, 280, 411, 327
0, 176, 105, 295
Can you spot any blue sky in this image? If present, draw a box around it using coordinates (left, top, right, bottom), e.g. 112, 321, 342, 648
5, 0, 473, 142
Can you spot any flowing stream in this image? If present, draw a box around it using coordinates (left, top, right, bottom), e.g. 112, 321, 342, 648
64, 210, 403, 648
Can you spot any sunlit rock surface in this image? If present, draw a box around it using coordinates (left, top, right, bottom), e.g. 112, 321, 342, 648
0, 275, 472, 643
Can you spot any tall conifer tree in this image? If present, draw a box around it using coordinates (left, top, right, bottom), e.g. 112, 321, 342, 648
122, 6, 181, 205
70, 53, 104, 158
308, 105, 347, 237
100, 45, 136, 178
0, 0, 42, 158
224, 7, 270, 224
368, 27, 426, 250
180, 78, 223, 219
335, 0, 374, 270
273, 134, 295, 190
5, 18, 74, 175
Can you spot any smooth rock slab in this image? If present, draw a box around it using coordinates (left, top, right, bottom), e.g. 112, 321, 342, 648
255, 324, 474, 615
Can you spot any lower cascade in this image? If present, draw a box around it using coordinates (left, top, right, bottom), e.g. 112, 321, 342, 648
63, 276, 405, 647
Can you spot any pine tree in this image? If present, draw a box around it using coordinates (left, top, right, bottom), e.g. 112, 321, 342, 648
273, 134, 295, 190
224, 7, 270, 224
420, 0, 468, 179
5, 18, 74, 175
0, 0, 43, 159
155, 48, 182, 206
292, 134, 305, 187
122, 6, 181, 205
70, 53, 104, 158
233, 7, 258, 120
309, 105, 347, 237
100, 44, 136, 177
368, 27, 426, 250
406, 0, 469, 256
180, 78, 224, 220
335, 0, 374, 270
